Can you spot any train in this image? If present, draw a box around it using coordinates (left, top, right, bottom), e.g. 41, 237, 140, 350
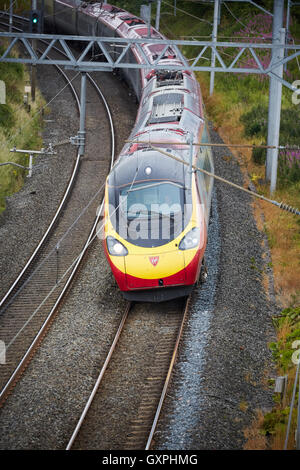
43, 0, 214, 302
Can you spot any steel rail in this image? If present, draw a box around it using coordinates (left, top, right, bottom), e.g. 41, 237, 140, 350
66, 302, 132, 450
0, 20, 115, 310
0, 28, 116, 403
0, 63, 81, 403
0, 31, 81, 311
66, 297, 190, 450
145, 295, 191, 450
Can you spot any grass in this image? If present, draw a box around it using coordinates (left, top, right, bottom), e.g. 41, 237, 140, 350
0, 37, 45, 213
263, 306, 300, 449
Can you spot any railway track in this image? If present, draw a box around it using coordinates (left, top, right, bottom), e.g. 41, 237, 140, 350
0, 25, 115, 405
1, 15, 193, 450
66, 297, 191, 450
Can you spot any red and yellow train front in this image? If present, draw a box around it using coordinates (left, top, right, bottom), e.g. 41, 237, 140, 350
102, 164, 207, 302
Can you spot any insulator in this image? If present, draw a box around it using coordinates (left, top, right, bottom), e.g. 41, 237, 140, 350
279, 202, 300, 216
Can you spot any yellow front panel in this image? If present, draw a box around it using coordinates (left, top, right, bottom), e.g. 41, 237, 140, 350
125, 249, 185, 279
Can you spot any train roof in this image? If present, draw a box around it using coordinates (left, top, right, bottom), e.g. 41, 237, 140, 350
108, 149, 190, 189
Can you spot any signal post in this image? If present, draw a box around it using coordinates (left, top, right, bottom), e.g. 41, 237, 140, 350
29, 1, 43, 102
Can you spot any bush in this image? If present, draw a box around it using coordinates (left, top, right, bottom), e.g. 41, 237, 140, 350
240, 104, 268, 139
241, 105, 300, 185
0, 104, 15, 133
252, 145, 266, 165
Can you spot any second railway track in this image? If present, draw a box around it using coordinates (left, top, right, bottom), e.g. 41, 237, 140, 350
67, 297, 190, 450
0, 33, 116, 402
0, 15, 196, 451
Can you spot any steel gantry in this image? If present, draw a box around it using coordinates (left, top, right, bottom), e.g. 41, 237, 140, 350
0, 33, 300, 86
0, 31, 299, 86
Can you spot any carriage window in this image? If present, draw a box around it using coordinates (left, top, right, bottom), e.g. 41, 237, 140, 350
197, 147, 212, 193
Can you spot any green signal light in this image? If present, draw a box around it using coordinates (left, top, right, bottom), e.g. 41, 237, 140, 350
33, 18, 38, 23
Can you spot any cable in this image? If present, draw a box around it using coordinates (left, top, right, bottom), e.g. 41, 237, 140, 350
223, 1, 250, 31
3, 163, 140, 353
147, 144, 300, 216
0, 1, 18, 21
126, 138, 300, 151
161, 0, 213, 25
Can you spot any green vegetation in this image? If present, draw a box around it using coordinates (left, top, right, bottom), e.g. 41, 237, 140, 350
262, 307, 300, 448
0, 40, 44, 213
241, 105, 300, 185
0, 1, 44, 211
0, 0, 31, 13
271, 307, 300, 372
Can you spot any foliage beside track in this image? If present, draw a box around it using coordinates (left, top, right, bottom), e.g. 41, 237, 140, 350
0, 39, 44, 214
262, 306, 300, 449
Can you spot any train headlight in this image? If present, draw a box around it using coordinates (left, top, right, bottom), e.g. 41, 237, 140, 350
179, 227, 200, 250
106, 236, 128, 256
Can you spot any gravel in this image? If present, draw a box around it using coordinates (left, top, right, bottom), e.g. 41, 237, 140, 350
153, 125, 279, 450
0, 65, 279, 450
0, 64, 79, 298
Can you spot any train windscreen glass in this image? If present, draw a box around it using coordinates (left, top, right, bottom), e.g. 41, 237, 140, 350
120, 182, 183, 219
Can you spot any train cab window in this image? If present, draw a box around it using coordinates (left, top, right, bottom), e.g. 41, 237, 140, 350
119, 181, 184, 219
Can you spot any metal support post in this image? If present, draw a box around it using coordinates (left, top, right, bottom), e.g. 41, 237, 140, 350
266, 0, 284, 191
268, 28, 286, 194
30, 0, 38, 102
155, 0, 161, 31
297, 370, 300, 450
9, 0, 13, 32
210, 0, 220, 96
78, 72, 87, 156
284, 359, 300, 449
9, 145, 56, 177
147, 1, 152, 38
27, 154, 33, 178
284, 0, 291, 72
31, 47, 36, 103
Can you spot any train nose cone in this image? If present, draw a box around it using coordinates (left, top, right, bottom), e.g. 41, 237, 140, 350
124, 250, 185, 289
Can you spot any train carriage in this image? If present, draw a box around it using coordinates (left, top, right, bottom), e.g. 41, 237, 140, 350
43, 0, 214, 302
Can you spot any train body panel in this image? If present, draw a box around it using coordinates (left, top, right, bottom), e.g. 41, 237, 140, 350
43, 0, 214, 302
